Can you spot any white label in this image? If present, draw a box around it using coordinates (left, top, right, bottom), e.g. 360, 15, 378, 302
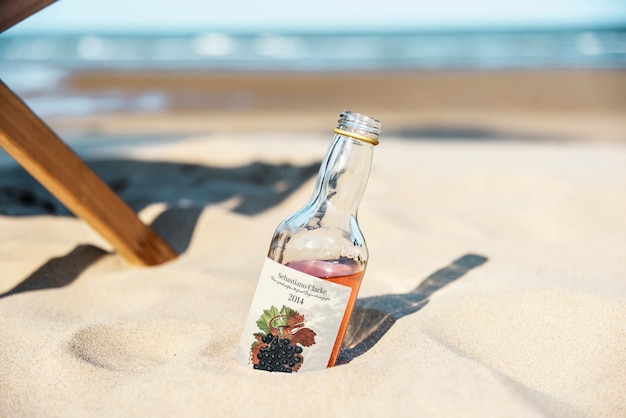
237, 258, 352, 373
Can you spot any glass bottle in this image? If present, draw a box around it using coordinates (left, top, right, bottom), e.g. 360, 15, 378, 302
237, 110, 380, 373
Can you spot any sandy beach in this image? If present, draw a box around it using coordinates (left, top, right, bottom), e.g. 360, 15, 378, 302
14, 68, 626, 141
1, 68, 625, 417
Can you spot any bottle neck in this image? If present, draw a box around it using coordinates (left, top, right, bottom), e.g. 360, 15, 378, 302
309, 133, 374, 215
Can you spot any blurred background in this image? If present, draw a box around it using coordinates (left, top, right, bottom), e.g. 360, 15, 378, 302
1, 0, 625, 141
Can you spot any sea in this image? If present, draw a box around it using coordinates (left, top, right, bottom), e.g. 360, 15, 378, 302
1, 28, 625, 71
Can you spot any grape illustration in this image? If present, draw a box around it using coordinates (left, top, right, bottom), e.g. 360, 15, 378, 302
250, 305, 316, 373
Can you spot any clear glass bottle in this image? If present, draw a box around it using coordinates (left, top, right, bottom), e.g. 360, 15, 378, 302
237, 110, 380, 372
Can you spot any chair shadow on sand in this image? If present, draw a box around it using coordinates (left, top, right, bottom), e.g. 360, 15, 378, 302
337, 253, 488, 365
0, 158, 320, 298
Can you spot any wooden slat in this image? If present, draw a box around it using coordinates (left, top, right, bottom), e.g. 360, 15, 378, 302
0, 0, 56, 33
0, 80, 178, 265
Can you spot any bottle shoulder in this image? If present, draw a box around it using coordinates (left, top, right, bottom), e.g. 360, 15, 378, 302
269, 209, 368, 266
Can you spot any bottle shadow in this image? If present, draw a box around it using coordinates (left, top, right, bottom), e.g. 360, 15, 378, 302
337, 254, 488, 365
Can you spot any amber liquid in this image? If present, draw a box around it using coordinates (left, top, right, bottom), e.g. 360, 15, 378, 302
285, 259, 365, 367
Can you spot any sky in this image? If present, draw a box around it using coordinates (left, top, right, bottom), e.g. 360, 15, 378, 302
6, 0, 626, 35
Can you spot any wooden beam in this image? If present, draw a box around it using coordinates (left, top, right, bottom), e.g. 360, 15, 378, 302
0, 0, 57, 33
0, 80, 178, 266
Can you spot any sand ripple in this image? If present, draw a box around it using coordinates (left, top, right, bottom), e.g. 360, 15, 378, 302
67, 318, 212, 372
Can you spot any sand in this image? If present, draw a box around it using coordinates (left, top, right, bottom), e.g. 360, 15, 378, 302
1, 69, 626, 417
26, 68, 626, 142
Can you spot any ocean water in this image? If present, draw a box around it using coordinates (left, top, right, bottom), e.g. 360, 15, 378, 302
1, 29, 625, 72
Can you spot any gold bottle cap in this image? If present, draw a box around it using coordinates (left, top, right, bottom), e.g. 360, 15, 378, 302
335, 111, 381, 146
333, 128, 380, 145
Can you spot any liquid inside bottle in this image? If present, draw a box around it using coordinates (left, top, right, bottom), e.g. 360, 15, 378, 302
238, 110, 380, 372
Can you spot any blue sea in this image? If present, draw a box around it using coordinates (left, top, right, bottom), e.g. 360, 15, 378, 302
1, 28, 625, 73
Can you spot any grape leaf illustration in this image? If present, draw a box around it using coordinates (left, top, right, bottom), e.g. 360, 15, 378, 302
287, 310, 305, 328
255, 305, 282, 334
291, 327, 316, 347
250, 333, 267, 363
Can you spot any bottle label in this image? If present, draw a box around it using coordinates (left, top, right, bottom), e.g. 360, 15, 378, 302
237, 257, 352, 373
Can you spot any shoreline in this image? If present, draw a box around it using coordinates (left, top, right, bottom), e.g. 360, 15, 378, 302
32, 68, 626, 142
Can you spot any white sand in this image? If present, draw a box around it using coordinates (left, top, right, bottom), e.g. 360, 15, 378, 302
1, 134, 625, 417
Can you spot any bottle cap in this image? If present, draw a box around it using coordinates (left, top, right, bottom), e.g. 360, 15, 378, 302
334, 110, 381, 146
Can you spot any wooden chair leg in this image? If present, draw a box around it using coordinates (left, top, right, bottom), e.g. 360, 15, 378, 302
0, 80, 178, 266
0, 0, 57, 32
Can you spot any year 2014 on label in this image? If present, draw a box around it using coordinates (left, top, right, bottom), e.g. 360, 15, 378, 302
237, 258, 352, 373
